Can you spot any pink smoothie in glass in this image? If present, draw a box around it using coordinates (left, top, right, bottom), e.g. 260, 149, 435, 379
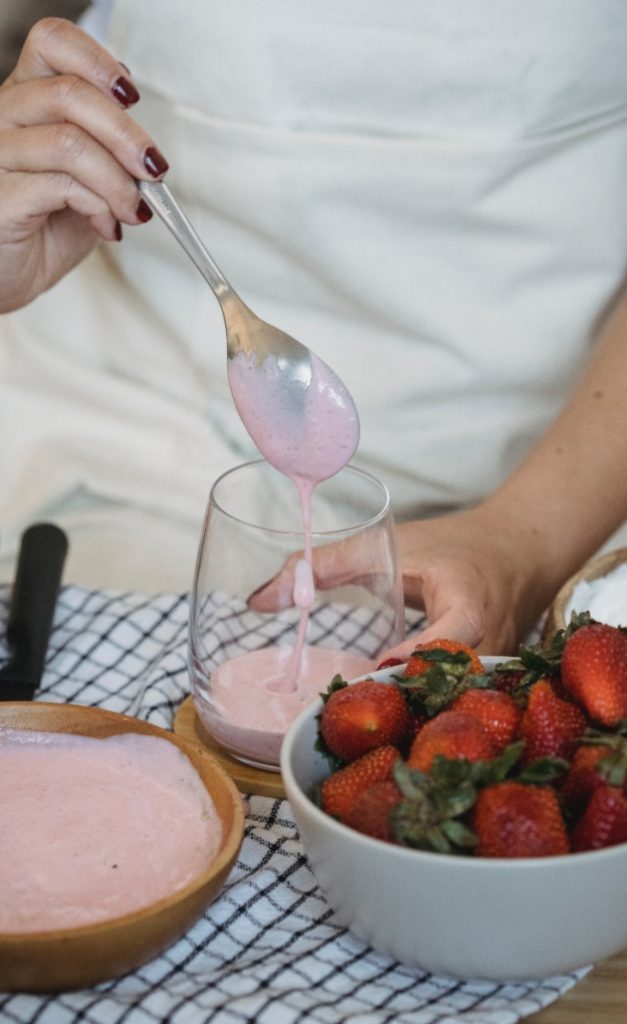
0, 729, 222, 932
204, 645, 372, 767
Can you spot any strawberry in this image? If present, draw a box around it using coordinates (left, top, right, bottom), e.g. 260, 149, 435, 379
407, 710, 496, 773
490, 666, 530, 696
451, 688, 522, 753
518, 679, 586, 764
398, 641, 490, 721
343, 760, 479, 849
473, 781, 569, 857
343, 779, 404, 842
403, 639, 484, 677
561, 623, 627, 727
408, 710, 428, 741
320, 680, 411, 761
320, 745, 400, 821
571, 785, 627, 852
561, 731, 627, 820
560, 745, 612, 820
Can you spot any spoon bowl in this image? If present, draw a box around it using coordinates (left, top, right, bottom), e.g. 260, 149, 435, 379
137, 180, 359, 475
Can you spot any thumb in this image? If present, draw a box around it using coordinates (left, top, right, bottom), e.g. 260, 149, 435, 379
377, 575, 487, 664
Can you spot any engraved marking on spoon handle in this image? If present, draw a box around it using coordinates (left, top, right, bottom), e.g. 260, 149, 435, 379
136, 180, 237, 309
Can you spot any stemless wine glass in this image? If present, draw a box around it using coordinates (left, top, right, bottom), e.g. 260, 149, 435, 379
188, 459, 405, 770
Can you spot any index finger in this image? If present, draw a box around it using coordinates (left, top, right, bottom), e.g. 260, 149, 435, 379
374, 615, 481, 666
247, 535, 378, 613
7, 18, 134, 107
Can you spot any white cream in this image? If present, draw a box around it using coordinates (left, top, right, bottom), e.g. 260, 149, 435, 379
566, 563, 627, 628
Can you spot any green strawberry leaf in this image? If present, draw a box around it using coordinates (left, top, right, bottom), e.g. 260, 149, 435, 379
515, 611, 594, 679
440, 818, 478, 849
398, 664, 492, 719
411, 648, 472, 667
390, 759, 479, 854
320, 674, 349, 703
469, 741, 526, 787
517, 756, 569, 785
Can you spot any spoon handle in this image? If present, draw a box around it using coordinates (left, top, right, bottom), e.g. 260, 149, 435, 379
137, 180, 236, 308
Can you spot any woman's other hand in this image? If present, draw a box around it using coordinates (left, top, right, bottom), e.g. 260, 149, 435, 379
0, 17, 169, 313
249, 501, 555, 660
387, 506, 552, 659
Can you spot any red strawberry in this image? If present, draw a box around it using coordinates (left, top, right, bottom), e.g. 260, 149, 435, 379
571, 785, 627, 852
561, 623, 627, 727
560, 745, 613, 820
343, 779, 403, 842
408, 710, 428, 741
320, 680, 411, 761
451, 688, 522, 752
407, 710, 496, 773
320, 745, 400, 821
518, 679, 586, 764
490, 667, 528, 694
561, 724, 627, 813
473, 781, 569, 857
404, 638, 484, 677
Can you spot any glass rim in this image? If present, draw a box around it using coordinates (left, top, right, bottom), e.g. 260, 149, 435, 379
208, 459, 392, 538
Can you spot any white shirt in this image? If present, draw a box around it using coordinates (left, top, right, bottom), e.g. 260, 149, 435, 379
1, 0, 626, 586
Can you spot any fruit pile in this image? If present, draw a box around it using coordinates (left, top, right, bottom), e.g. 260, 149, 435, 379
313, 613, 627, 857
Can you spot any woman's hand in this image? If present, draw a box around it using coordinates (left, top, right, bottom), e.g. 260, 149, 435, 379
387, 505, 552, 659
249, 500, 555, 660
0, 17, 169, 313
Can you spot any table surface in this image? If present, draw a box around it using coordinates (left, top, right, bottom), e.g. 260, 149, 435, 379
529, 948, 626, 1023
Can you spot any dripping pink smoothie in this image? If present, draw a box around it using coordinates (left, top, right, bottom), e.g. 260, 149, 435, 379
200, 349, 369, 767
0, 729, 223, 932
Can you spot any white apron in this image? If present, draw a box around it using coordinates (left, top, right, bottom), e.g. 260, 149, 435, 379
1, 0, 627, 586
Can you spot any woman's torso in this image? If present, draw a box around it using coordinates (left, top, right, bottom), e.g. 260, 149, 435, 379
2, 0, 627, 581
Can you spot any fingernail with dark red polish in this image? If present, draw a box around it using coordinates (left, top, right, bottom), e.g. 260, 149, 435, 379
111, 75, 140, 107
143, 146, 169, 178
114, 220, 123, 241
136, 198, 153, 223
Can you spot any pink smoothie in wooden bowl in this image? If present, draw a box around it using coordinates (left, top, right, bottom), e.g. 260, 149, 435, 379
0, 702, 244, 992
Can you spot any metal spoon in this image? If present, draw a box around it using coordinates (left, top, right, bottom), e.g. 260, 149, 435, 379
137, 179, 318, 387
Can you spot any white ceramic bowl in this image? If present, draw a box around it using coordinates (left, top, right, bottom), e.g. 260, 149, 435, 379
281, 659, 627, 980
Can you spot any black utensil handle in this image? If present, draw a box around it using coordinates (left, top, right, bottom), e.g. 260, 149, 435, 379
6, 523, 68, 689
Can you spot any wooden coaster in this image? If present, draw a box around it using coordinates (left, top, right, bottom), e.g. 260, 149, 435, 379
173, 696, 286, 798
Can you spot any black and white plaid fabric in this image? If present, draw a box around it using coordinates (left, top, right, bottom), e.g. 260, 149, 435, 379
0, 585, 588, 1024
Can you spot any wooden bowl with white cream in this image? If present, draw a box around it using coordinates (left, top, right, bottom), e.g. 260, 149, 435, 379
0, 702, 245, 992
543, 546, 627, 638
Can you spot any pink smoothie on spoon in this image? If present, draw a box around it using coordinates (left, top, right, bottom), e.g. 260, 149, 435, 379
202, 349, 370, 766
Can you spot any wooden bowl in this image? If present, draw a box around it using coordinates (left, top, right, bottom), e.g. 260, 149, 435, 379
0, 702, 245, 993
543, 546, 627, 639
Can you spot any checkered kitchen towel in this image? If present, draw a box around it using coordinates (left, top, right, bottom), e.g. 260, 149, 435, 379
0, 585, 588, 1024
